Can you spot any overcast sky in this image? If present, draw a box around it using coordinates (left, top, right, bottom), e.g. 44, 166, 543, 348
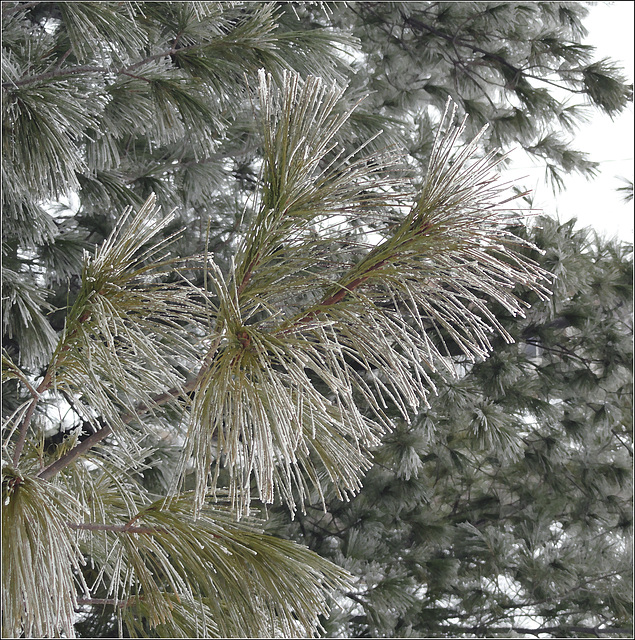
507, 1, 634, 243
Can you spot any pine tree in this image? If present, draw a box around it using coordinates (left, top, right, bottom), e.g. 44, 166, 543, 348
2, 2, 632, 638
285, 1, 632, 189
268, 215, 633, 638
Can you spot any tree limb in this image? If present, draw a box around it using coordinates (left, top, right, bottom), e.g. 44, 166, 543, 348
402, 14, 585, 95
1, 44, 201, 89
36, 336, 222, 481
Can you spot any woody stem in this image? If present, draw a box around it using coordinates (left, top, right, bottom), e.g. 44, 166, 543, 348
37, 336, 222, 481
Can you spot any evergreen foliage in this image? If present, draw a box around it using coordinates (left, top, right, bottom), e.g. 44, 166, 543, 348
292, 1, 632, 189
2, 2, 632, 638
268, 216, 633, 638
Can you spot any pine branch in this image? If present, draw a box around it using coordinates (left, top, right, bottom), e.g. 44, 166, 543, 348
402, 14, 586, 96
612, 429, 634, 456
11, 366, 55, 466
2, 64, 110, 88
36, 335, 223, 481
277, 255, 391, 334
1, 44, 201, 89
278, 216, 438, 334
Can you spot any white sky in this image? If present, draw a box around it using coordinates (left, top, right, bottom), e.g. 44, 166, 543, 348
507, 1, 634, 243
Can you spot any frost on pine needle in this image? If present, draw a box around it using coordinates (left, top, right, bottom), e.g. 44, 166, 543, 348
179, 77, 552, 517
2, 470, 88, 639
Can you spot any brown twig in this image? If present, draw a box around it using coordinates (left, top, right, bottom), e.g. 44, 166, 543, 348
277, 221, 434, 334
11, 367, 55, 466
287, 267, 383, 331
36, 336, 222, 481
1, 43, 201, 89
